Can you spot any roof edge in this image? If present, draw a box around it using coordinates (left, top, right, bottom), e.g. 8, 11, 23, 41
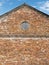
0, 3, 49, 18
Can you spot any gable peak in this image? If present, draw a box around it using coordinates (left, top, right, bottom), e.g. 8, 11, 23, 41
21, 3, 30, 6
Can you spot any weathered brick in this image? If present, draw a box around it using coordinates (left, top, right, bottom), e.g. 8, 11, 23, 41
0, 63, 2, 65
0, 38, 49, 65
5, 61, 17, 65
0, 4, 49, 65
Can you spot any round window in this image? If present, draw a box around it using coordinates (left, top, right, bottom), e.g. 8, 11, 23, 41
21, 21, 29, 30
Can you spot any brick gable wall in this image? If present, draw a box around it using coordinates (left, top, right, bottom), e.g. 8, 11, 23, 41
0, 6, 49, 36
0, 5, 49, 65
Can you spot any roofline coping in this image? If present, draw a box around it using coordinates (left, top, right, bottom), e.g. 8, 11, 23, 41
0, 3, 49, 18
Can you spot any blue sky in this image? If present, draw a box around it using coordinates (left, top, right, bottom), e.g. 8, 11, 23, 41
0, 0, 49, 15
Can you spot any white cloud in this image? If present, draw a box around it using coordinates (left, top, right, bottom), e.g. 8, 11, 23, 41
39, 1, 49, 11
0, 2, 3, 7
0, 0, 6, 7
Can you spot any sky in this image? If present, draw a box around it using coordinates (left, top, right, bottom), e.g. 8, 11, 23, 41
0, 0, 49, 15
